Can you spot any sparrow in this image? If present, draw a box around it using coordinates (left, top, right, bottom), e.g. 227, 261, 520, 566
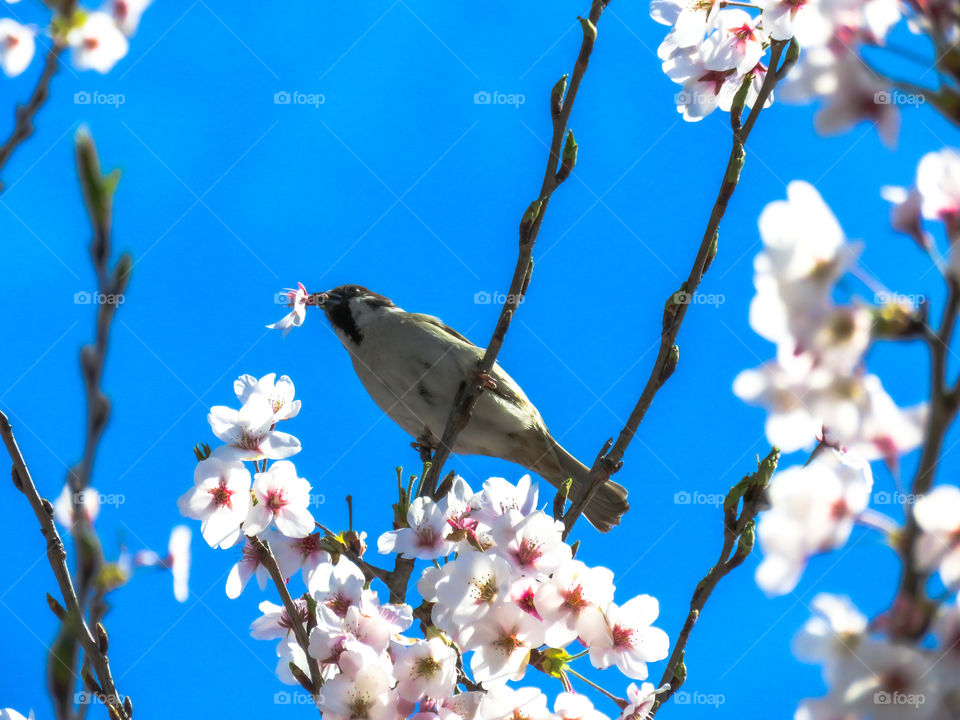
315, 284, 629, 532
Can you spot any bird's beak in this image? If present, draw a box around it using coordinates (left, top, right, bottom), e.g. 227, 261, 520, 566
317, 290, 343, 307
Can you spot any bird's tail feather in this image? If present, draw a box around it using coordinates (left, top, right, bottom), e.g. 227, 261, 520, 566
527, 435, 629, 533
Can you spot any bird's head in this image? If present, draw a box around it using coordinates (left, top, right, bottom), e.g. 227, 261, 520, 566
314, 284, 394, 345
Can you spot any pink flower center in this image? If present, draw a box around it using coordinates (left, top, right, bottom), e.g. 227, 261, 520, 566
697, 69, 731, 96
83, 37, 99, 51
612, 624, 635, 649
515, 588, 541, 619
210, 479, 233, 508
511, 538, 544, 568
264, 488, 286, 512
4, 34, 18, 49
495, 630, 522, 653
730, 23, 755, 42
563, 584, 589, 613
326, 592, 351, 618
296, 533, 320, 559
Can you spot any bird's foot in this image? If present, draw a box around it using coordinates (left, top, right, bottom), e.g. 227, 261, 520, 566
471, 370, 498, 392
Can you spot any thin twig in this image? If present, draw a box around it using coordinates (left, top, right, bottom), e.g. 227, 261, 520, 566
562, 40, 789, 538
650, 448, 778, 715
1, 412, 131, 720
249, 535, 324, 712
419, 0, 611, 496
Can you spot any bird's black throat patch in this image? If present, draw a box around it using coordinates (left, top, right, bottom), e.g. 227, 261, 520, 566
323, 284, 394, 345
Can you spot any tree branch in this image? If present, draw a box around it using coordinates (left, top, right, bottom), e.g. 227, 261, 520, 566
249, 535, 324, 712
1, 412, 131, 720
419, 0, 611, 496
562, 40, 789, 538
650, 448, 779, 715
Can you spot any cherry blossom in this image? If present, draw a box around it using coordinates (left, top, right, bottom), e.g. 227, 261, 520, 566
534, 559, 615, 647
914, 485, 960, 588
177, 455, 252, 548
755, 0, 833, 44
649, 0, 720, 50
465, 601, 545, 686
321, 643, 397, 720
916, 149, 960, 232
225, 532, 291, 599
108, 0, 151, 36
245, 460, 315, 538
378, 496, 455, 559
393, 638, 457, 702
52, 484, 101, 528
580, 596, 670, 680
67, 12, 129, 73
267, 282, 309, 336
755, 450, 873, 595
555, 692, 611, 720
792, 593, 868, 684
207, 395, 301, 461
251, 598, 311, 641
0, 19, 34, 77
234, 372, 301, 422
619, 683, 657, 720
492, 511, 571, 577
168, 525, 191, 602
479, 685, 552, 720
702, 9, 766, 75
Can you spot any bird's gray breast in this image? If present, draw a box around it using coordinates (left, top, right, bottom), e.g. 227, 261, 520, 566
346, 309, 538, 454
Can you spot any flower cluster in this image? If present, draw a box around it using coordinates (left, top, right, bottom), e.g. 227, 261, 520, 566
180, 373, 670, 720
793, 593, 960, 719
734, 180, 925, 466
0, 0, 149, 78
652, 0, 773, 121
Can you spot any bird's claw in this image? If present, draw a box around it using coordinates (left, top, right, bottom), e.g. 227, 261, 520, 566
472, 370, 498, 392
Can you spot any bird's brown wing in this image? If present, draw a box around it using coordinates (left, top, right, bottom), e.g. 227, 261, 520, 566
409, 312, 529, 409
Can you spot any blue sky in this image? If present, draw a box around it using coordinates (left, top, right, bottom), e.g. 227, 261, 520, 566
0, 1, 952, 718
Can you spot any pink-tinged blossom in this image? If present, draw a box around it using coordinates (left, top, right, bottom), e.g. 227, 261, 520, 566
703, 9, 767, 74
880, 185, 931, 249
267, 282, 309, 336
793, 593, 868, 685
579, 596, 670, 680
308, 557, 367, 617
225, 530, 293, 599
492, 511, 572, 577
480, 686, 553, 720
207, 395, 301, 462
534, 559, 615, 647
177, 456, 251, 549
472, 475, 539, 526
555, 692, 611, 720
378, 496, 455, 559
275, 636, 312, 687
67, 12, 129, 73
465, 602, 545, 686
649, 0, 720, 48
244, 460, 314, 538
619, 683, 657, 720
320, 643, 397, 720
756, 0, 833, 44
52, 484, 101, 528
0, 19, 34, 77
914, 485, 960, 588
108, 0, 151, 36
393, 638, 457, 702
755, 451, 873, 595
813, 60, 899, 148
234, 372, 301, 422
168, 525, 191, 602
430, 552, 515, 638
250, 598, 310, 640
916, 149, 960, 231
271, 532, 330, 584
